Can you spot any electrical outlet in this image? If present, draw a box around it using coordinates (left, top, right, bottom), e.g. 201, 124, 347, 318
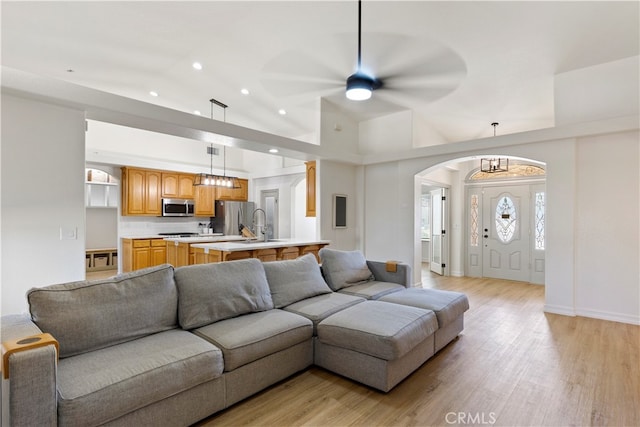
60, 227, 77, 240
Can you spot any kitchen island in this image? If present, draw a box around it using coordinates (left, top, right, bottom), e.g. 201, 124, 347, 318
164, 235, 246, 267
190, 239, 330, 264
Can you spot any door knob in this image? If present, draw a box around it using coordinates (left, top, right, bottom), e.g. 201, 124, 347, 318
484, 234, 488, 238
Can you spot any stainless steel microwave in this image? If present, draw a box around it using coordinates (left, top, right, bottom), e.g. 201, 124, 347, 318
162, 198, 195, 217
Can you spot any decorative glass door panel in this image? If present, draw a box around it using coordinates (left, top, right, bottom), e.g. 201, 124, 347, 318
482, 186, 530, 281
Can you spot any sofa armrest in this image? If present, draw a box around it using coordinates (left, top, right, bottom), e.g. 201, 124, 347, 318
1, 314, 57, 427
366, 260, 411, 287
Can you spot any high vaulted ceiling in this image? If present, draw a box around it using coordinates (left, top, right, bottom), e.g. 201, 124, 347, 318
2, 1, 638, 147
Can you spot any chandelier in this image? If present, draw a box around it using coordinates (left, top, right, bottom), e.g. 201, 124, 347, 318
193, 99, 241, 188
480, 123, 509, 173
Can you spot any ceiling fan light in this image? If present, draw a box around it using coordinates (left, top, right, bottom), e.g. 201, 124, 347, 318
346, 74, 373, 101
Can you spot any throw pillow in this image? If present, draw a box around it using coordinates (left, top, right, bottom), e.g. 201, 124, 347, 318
318, 248, 374, 291
263, 253, 332, 308
28, 264, 178, 358
174, 258, 274, 329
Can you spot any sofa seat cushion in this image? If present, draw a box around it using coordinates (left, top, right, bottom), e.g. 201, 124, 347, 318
263, 253, 332, 309
194, 310, 313, 371
284, 293, 365, 334
318, 248, 374, 291
28, 264, 178, 358
56, 329, 223, 427
175, 258, 274, 329
337, 281, 405, 300
379, 288, 470, 327
317, 301, 438, 361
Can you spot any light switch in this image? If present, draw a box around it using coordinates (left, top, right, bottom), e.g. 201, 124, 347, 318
60, 227, 78, 240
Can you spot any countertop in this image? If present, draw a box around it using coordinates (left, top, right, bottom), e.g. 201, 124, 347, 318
163, 235, 246, 243
191, 239, 330, 252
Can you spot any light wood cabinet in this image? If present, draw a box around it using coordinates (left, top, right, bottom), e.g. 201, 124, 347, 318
305, 161, 316, 217
162, 173, 195, 199
194, 185, 215, 217
122, 238, 167, 272
216, 178, 249, 201
121, 167, 162, 216
165, 241, 194, 267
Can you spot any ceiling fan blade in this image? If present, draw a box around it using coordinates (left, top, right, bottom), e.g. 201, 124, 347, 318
261, 48, 348, 98
260, 77, 342, 98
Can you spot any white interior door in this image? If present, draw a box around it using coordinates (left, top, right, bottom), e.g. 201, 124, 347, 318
482, 186, 530, 281
430, 188, 447, 275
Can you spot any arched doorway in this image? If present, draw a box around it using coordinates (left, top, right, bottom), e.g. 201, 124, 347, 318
416, 156, 546, 284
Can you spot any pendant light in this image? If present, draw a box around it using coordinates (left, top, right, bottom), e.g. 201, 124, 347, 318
480, 123, 509, 173
193, 99, 241, 188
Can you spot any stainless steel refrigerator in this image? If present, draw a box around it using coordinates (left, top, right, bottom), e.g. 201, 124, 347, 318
211, 200, 255, 236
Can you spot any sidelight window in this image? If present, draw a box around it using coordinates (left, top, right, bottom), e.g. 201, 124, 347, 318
470, 194, 479, 246
535, 192, 545, 250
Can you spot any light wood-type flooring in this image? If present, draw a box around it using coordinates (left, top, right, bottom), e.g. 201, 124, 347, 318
197, 268, 640, 427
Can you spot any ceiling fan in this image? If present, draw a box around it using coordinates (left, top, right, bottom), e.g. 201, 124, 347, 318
345, 0, 381, 101
260, 1, 467, 113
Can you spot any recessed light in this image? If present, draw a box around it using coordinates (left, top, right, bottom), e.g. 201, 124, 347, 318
149, 91, 158, 97
240, 88, 250, 95
192, 62, 203, 70
278, 109, 287, 115
194, 110, 202, 116
269, 148, 279, 154
66, 69, 74, 73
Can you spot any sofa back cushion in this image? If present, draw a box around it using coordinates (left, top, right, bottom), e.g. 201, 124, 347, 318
174, 258, 274, 329
263, 254, 332, 308
28, 264, 178, 358
318, 248, 374, 291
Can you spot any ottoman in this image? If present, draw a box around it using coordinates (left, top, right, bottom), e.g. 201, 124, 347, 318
315, 300, 438, 392
379, 288, 469, 352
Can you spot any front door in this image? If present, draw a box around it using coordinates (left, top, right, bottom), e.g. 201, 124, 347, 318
482, 185, 530, 281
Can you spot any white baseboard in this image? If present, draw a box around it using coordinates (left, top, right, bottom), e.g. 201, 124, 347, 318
575, 308, 640, 325
544, 304, 576, 317
545, 304, 640, 325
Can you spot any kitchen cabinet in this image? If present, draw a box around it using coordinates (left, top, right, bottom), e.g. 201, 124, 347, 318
165, 241, 195, 267
121, 167, 162, 216
122, 238, 167, 272
162, 173, 195, 199
216, 178, 248, 201
194, 185, 215, 217
305, 161, 316, 217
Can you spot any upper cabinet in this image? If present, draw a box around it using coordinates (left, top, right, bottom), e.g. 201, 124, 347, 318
194, 185, 216, 217
121, 167, 161, 216
216, 178, 249, 202
121, 166, 247, 216
305, 161, 316, 217
162, 173, 195, 199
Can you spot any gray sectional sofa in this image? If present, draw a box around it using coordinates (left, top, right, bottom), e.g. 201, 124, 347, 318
1, 249, 468, 427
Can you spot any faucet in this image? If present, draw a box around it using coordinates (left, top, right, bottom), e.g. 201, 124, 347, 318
252, 208, 267, 241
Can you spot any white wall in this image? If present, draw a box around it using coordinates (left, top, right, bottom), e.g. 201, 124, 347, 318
293, 179, 317, 241
317, 160, 360, 250
575, 131, 639, 323
555, 56, 639, 126
86, 209, 118, 249
1, 95, 86, 315
359, 110, 413, 154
